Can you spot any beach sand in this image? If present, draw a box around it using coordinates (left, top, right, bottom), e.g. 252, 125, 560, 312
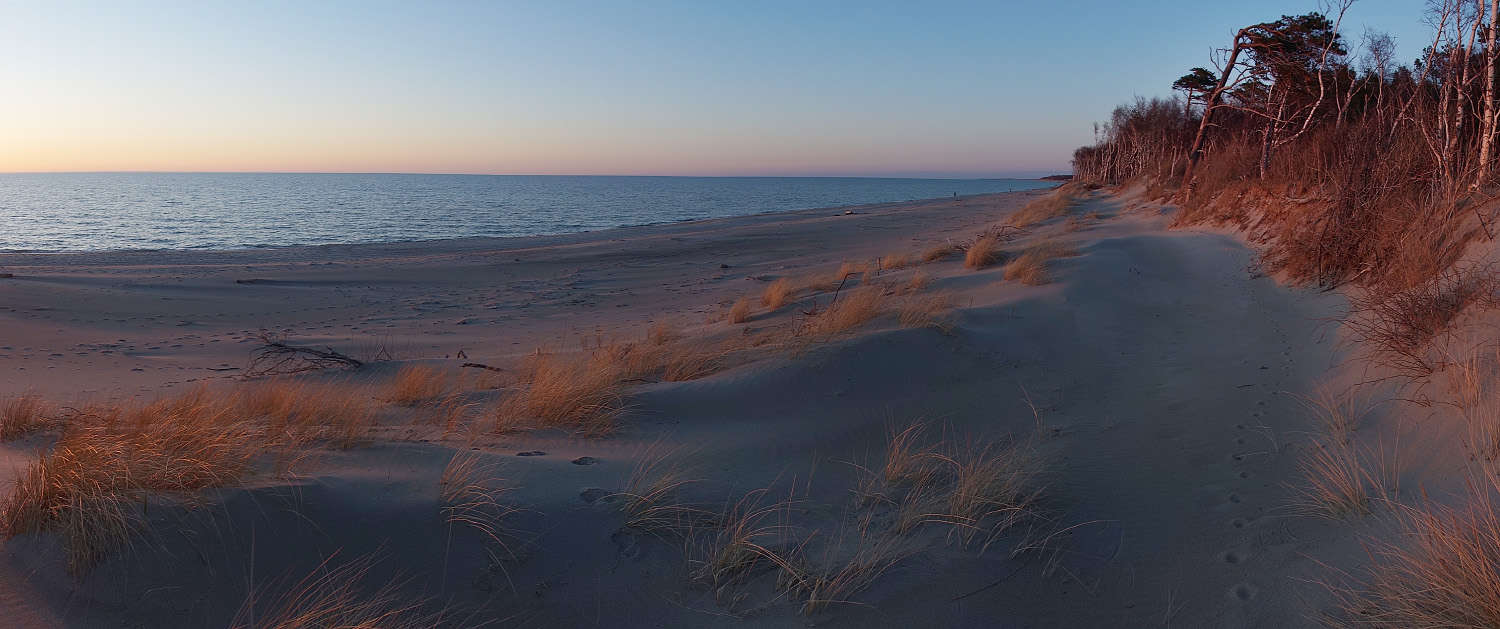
0, 187, 1434, 627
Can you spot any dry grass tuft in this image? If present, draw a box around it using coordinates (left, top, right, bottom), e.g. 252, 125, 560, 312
963, 235, 1004, 269
231, 554, 440, 629
1007, 187, 1077, 227
647, 321, 680, 346
775, 527, 910, 616
439, 451, 517, 546
496, 351, 626, 436
621, 446, 709, 536
899, 291, 957, 333
728, 297, 754, 324
811, 262, 871, 292
384, 364, 452, 406
1328, 481, 1500, 627
761, 277, 797, 310
1295, 387, 1375, 443
1290, 440, 1376, 520
1004, 242, 1081, 285
862, 422, 1044, 549
804, 285, 888, 337
1, 391, 258, 574
241, 380, 377, 450
685, 486, 793, 605
1, 393, 49, 441
882, 252, 912, 270
922, 244, 960, 263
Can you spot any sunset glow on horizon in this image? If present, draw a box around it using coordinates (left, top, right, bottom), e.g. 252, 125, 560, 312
1, 1, 1433, 177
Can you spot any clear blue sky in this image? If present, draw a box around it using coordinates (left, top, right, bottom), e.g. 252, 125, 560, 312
0, 1, 1434, 177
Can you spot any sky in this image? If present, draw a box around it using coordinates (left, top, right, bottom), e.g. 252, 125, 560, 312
0, 1, 1437, 178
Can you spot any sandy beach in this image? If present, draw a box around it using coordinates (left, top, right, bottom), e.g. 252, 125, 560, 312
0, 186, 1446, 627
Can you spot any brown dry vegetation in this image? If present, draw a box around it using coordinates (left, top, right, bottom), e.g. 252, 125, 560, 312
384, 363, 452, 406
882, 252, 912, 270
1007, 185, 1079, 228
898, 290, 957, 333
922, 244, 959, 263
761, 277, 796, 309
1329, 482, 1500, 627
963, 235, 1004, 269
1, 393, 48, 440
496, 351, 628, 436
231, 554, 442, 629
1004, 242, 1081, 285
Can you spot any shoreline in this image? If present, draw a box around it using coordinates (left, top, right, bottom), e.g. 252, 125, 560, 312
0, 185, 1379, 627
0, 190, 1041, 262
0, 189, 1054, 400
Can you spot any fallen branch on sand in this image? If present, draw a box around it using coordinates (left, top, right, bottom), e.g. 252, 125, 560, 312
242, 329, 363, 378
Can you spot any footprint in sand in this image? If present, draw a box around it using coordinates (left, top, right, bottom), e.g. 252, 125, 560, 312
612, 529, 643, 560
1230, 518, 1248, 529
1228, 493, 1243, 504
1231, 583, 1258, 601
1222, 551, 1241, 564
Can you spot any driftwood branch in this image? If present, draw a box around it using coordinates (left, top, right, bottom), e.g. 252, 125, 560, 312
242, 329, 363, 378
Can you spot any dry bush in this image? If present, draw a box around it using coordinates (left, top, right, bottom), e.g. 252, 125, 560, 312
231, 554, 440, 629
922, 244, 959, 263
1290, 440, 1376, 520
1, 393, 257, 574
728, 297, 754, 324
964, 235, 1004, 269
1063, 216, 1087, 232
1328, 482, 1500, 627
761, 277, 796, 309
1343, 265, 1500, 380
1007, 186, 1077, 227
384, 364, 453, 406
1004, 242, 1081, 285
496, 351, 626, 436
1, 393, 48, 441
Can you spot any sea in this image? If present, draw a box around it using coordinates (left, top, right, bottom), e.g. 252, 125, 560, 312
0, 173, 1055, 253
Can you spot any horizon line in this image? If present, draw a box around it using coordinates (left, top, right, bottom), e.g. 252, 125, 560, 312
0, 169, 1071, 179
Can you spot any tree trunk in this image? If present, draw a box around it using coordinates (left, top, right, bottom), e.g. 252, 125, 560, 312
1478, 0, 1499, 188
1182, 28, 1252, 198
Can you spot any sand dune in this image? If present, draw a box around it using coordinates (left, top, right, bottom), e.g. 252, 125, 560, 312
0, 188, 1445, 627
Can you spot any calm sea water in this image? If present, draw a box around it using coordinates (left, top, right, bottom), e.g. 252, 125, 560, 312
0, 173, 1054, 253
